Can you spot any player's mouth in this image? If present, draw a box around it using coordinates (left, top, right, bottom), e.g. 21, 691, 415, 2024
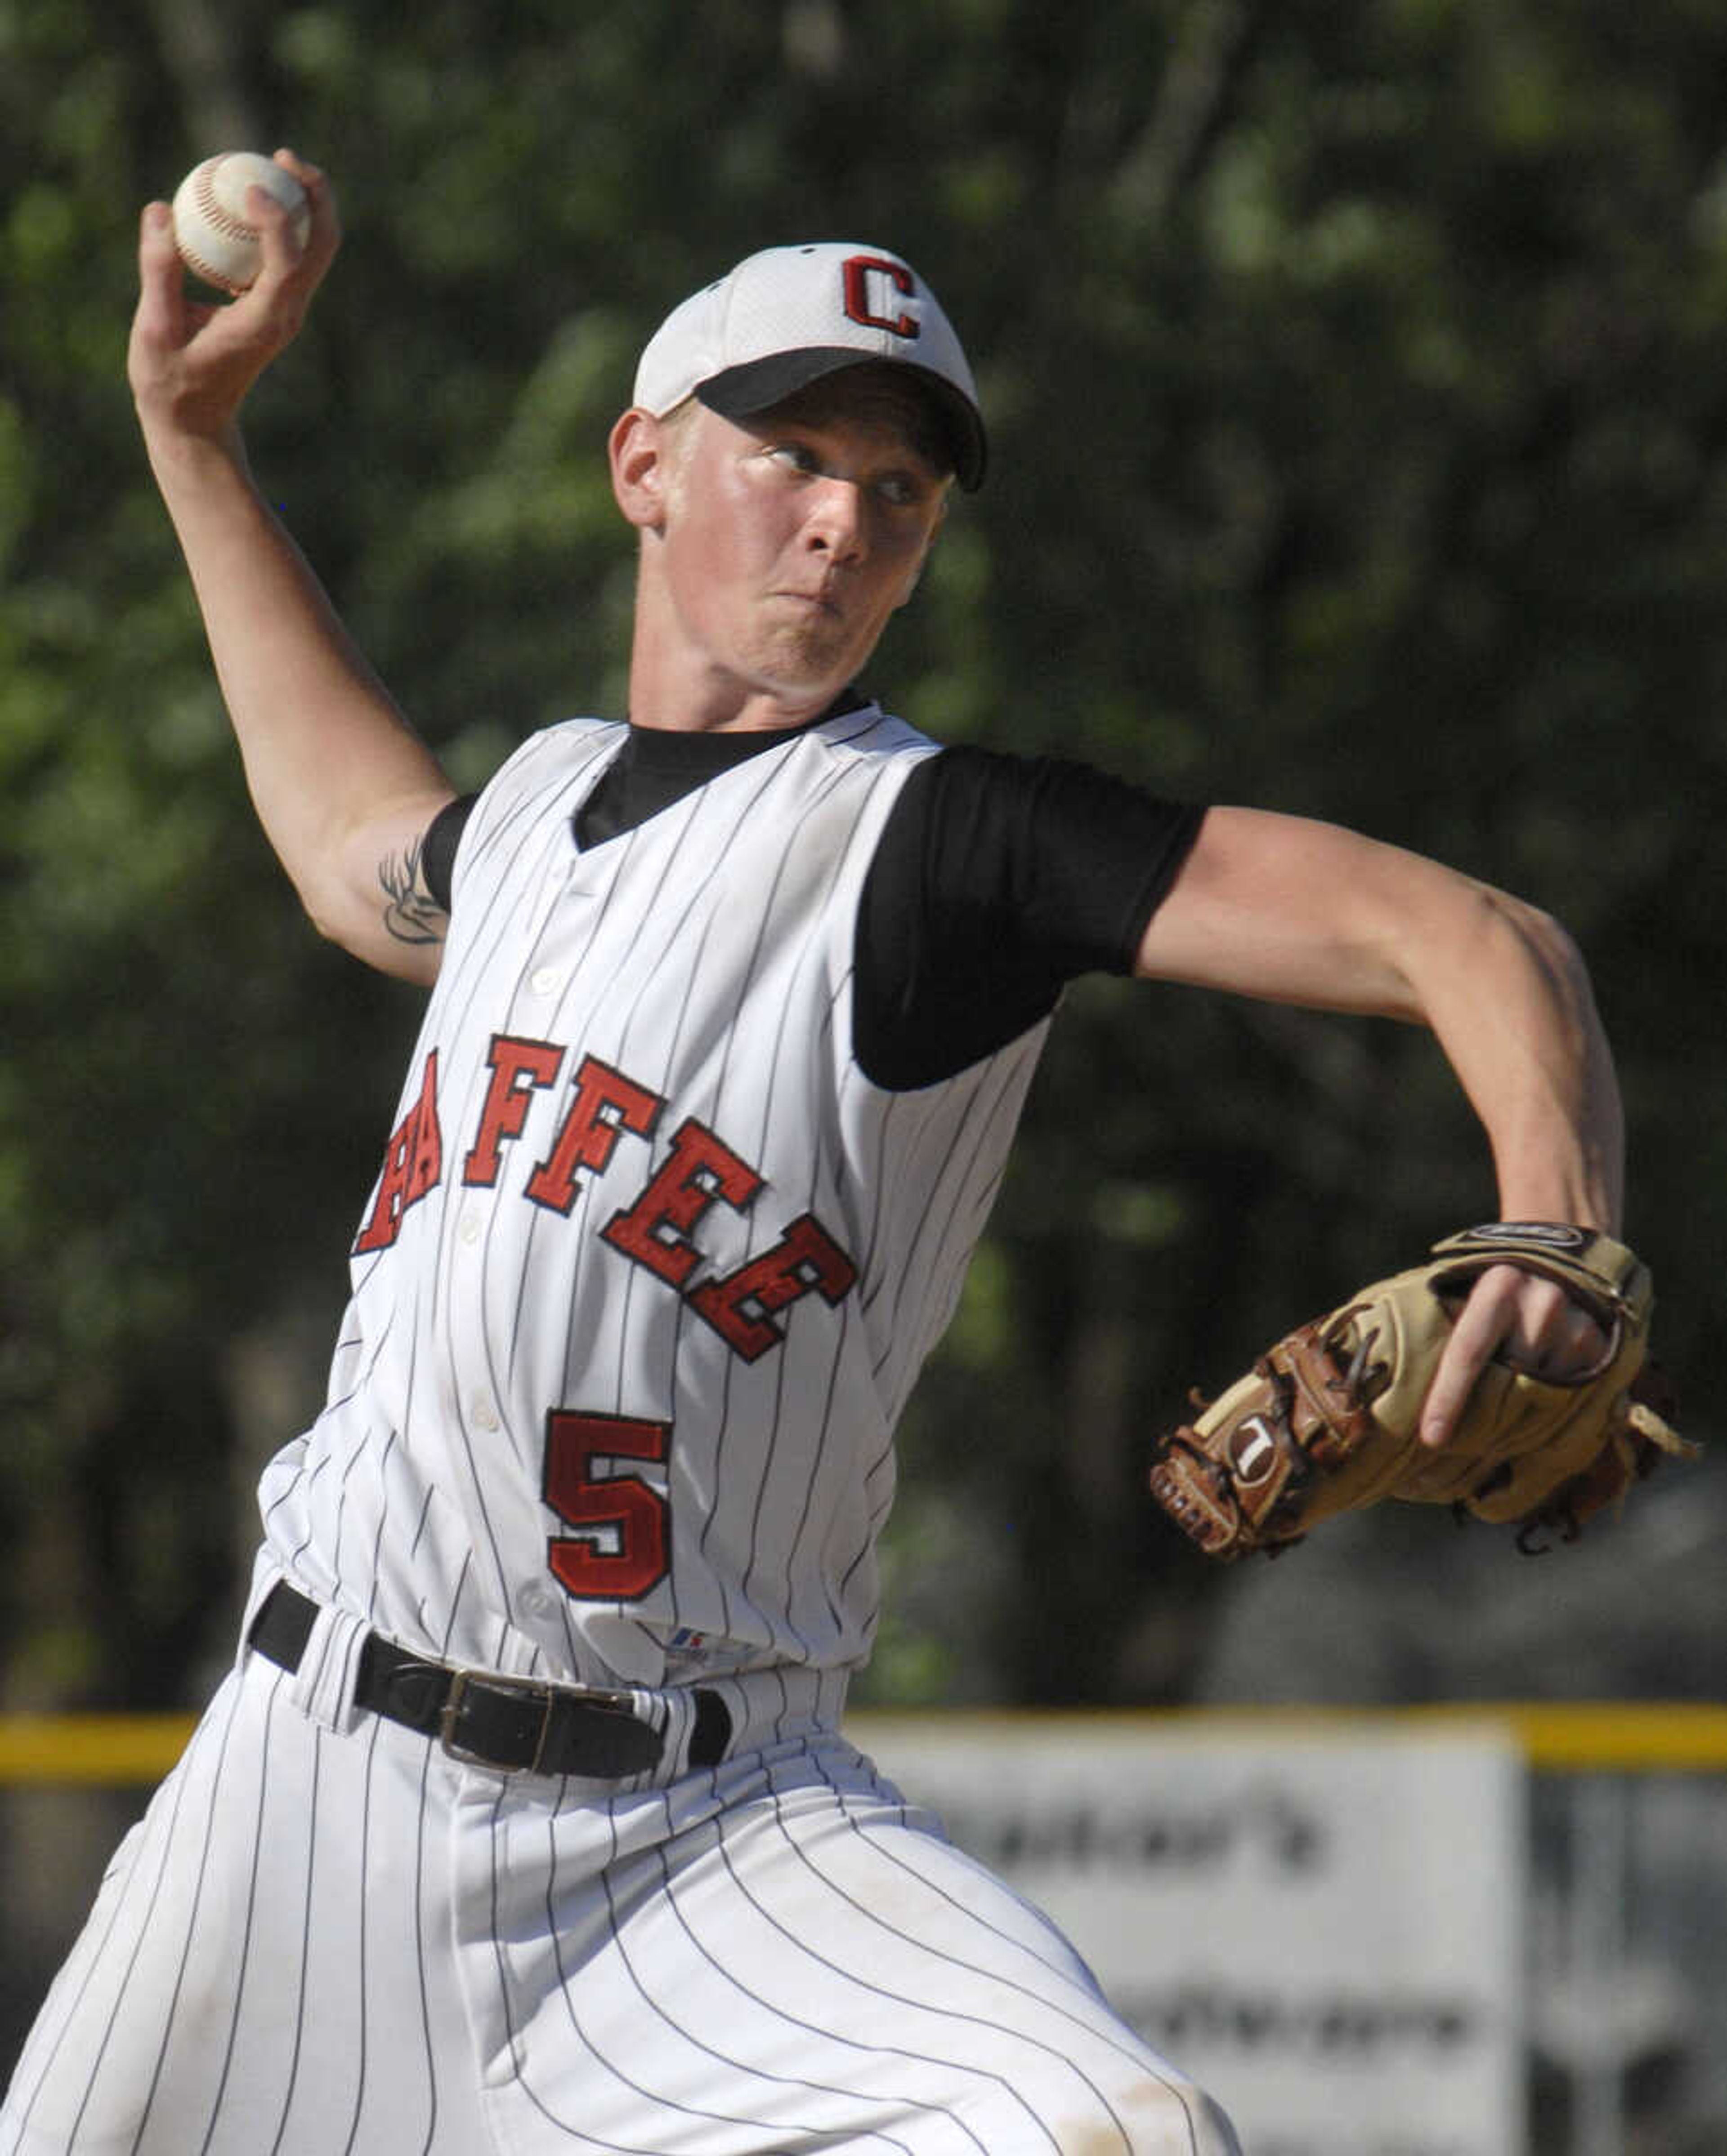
771, 584, 843, 616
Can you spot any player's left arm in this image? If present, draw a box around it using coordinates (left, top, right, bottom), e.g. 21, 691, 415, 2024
1134, 805, 1625, 1442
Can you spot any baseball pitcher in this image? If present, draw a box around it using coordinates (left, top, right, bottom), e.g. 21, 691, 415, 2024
1, 152, 1657, 2156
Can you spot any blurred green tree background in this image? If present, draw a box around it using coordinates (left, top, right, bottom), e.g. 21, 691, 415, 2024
2, 0, 1722, 1715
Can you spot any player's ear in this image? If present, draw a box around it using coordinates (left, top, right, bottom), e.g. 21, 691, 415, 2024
609, 408, 673, 531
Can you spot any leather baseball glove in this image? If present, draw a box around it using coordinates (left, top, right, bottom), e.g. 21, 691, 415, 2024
1149, 1223, 1690, 1560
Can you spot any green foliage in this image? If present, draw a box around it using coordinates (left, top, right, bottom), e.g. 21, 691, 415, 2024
0, 0, 1719, 1708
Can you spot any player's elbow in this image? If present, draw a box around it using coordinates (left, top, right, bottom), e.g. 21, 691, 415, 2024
1485, 888, 1595, 1008
288, 853, 361, 948
1381, 875, 1601, 1045
298, 876, 445, 986
301, 887, 355, 949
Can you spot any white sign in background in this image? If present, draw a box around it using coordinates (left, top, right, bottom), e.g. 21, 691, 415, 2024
855, 1717, 1526, 2156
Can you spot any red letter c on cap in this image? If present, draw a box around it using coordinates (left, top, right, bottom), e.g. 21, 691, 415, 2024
842, 255, 919, 340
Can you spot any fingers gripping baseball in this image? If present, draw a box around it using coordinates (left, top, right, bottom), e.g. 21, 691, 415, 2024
129, 150, 340, 443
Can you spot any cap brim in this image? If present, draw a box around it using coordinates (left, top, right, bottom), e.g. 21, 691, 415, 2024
696, 349, 986, 492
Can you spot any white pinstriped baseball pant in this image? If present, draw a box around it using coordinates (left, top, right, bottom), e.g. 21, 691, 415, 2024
0, 1619, 1239, 2155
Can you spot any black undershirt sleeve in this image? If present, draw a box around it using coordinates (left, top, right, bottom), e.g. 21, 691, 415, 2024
421, 792, 475, 914
852, 748, 1205, 1091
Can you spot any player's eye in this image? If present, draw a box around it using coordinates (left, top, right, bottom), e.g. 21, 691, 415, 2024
766, 442, 821, 477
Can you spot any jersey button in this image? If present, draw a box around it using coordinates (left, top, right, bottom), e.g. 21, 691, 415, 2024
472, 1398, 500, 1432
459, 1211, 482, 1245
530, 966, 562, 996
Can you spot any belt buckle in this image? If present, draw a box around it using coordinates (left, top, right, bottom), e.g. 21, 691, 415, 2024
438, 1668, 556, 1774
437, 1669, 642, 1775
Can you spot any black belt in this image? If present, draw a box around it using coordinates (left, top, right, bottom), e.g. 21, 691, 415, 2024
249, 1581, 731, 1779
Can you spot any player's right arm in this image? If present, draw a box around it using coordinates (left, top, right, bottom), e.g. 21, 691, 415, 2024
129, 152, 455, 985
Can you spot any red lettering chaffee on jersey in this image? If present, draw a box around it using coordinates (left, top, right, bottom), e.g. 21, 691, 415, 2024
256, 706, 1049, 1692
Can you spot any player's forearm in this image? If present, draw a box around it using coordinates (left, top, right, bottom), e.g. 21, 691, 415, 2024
143, 422, 454, 953
1396, 883, 1624, 1235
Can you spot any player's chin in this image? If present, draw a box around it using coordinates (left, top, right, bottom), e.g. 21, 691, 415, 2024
753, 620, 874, 701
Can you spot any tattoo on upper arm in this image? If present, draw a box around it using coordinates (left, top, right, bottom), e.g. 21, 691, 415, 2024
378, 835, 447, 947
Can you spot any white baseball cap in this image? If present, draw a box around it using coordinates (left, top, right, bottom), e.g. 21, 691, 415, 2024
633, 241, 986, 490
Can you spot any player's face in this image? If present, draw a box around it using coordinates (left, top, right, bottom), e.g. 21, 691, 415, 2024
647, 375, 950, 713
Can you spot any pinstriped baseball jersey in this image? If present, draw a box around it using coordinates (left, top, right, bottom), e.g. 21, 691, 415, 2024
257, 701, 1050, 1692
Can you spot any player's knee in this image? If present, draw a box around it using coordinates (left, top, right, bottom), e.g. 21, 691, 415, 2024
1054, 2075, 1243, 2156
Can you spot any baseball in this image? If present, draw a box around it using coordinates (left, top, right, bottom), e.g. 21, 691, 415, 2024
170, 151, 309, 295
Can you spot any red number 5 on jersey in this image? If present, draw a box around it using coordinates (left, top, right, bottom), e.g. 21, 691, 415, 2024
543, 1410, 671, 1601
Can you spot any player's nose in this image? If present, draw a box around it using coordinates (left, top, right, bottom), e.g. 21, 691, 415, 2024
801, 476, 867, 560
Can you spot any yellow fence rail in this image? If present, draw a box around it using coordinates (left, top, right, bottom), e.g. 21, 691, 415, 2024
0, 1703, 1724, 1786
